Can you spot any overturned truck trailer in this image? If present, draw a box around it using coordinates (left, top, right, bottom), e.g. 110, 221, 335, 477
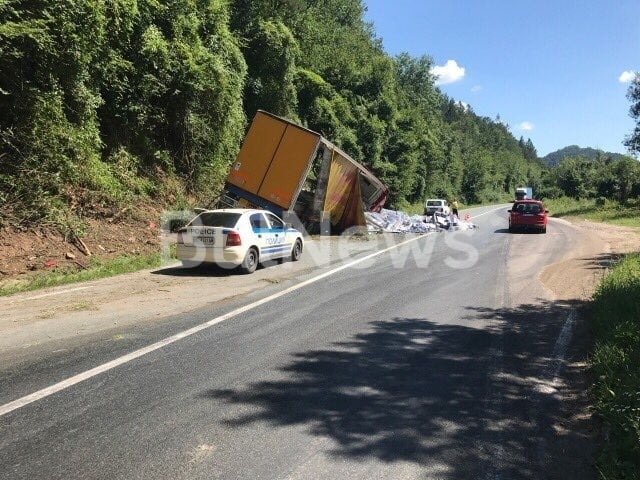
222, 110, 389, 233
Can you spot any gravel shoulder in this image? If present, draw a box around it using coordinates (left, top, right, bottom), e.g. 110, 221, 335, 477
539, 218, 640, 300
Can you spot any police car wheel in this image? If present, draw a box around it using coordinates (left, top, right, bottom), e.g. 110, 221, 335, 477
240, 247, 258, 274
291, 239, 303, 261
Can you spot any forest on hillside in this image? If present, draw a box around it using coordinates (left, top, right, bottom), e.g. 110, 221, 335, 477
542, 146, 628, 167
0, 0, 638, 230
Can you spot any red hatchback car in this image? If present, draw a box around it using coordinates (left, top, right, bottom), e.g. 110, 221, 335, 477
508, 200, 548, 233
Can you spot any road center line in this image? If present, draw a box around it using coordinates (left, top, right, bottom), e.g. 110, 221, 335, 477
0, 233, 430, 417
465, 205, 509, 219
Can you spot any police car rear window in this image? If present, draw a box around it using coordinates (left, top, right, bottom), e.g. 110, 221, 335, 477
427, 200, 443, 206
189, 212, 241, 228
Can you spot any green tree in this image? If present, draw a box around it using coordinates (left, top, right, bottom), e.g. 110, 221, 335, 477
553, 157, 596, 199
624, 73, 640, 156
241, 19, 299, 119
1, 0, 248, 224
0, 0, 105, 220
1, 0, 550, 225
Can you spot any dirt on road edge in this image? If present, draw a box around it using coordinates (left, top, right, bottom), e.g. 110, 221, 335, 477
539, 218, 640, 301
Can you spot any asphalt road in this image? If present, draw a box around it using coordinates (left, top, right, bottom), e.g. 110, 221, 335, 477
0, 206, 592, 480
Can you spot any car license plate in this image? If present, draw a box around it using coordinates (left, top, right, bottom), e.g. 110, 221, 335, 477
195, 236, 214, 245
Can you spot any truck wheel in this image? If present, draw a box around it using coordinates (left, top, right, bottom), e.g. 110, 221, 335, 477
240, 247, 258, 274
291, 239, 303, 261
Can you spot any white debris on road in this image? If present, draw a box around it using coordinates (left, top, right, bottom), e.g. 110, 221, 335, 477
365, 208, 476, 234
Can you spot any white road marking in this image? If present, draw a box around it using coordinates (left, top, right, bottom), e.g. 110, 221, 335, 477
19, 286, 93, 301
0, 233, 431, 417
550, 310, 578, 378
534, 309, 579, 473
465, 205, 509, 219
537, 309, 578, 394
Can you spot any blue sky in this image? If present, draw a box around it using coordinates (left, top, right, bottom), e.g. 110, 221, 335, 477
363, 0, 639, 157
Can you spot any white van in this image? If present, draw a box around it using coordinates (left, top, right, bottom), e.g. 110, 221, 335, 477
424, 199, 451, 216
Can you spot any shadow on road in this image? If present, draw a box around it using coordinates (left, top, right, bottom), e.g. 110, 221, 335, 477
204, 299, 596, 479
152, 259, 291, 277
495, 228, 546, 235
583, 252, 626, 271
151, 264, 237, 277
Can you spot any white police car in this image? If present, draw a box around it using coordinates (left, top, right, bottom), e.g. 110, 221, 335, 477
176, 209, 304, 274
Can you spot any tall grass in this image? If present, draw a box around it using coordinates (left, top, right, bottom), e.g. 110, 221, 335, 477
0, 253, 170, 297
545, 197, 640, 228
591, 254, 640, 479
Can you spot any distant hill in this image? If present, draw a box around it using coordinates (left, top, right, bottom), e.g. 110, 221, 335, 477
542, 145, 628, 166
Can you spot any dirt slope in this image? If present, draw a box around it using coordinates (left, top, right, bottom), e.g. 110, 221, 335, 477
0, 206, 162, 279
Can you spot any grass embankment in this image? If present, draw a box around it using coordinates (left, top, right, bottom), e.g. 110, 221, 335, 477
0, 253, 169, 297
545, 197, 640, 229
591, 254, 640, 478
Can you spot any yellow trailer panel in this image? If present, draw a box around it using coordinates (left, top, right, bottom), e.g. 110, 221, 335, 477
227, 111, 287, 194
257, 125, 320, 209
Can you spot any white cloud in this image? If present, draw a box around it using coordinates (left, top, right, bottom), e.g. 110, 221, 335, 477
470, 85, 483, 93
430, 60, 465, 85
517, 121, 534, 131
456, 100, 469, 111
619, 70, 636, 83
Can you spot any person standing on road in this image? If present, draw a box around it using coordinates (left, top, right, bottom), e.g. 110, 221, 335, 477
452, 199, 459, 217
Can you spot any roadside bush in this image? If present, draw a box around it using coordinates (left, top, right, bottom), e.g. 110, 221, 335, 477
591, 254, 640, 479
106, 148, 155, 198
536, 185, 565, 200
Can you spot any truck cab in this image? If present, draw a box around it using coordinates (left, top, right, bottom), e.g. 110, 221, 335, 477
515, 187, 532, 200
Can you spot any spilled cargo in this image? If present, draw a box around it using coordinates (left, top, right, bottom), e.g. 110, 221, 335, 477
365, 209, 477, 234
